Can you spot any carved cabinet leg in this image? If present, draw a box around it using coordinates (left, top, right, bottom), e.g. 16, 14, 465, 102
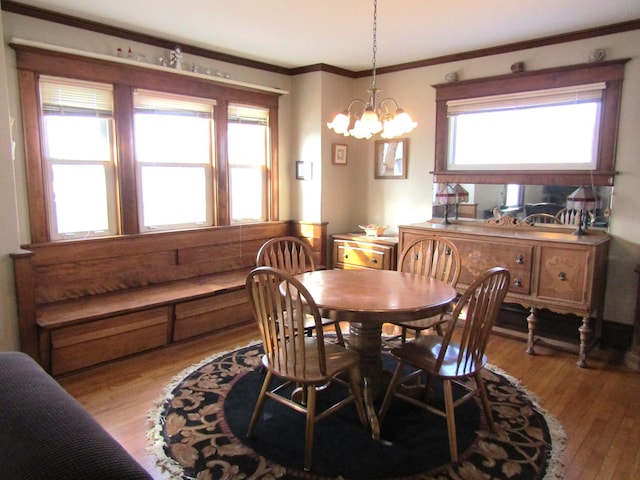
526, 307, 538, 355
577, 316, 592, 368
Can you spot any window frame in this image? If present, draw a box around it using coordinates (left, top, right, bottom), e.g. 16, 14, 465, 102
432, 60, 628, 186
13, 44, 281, 243
133, 89, 216, 232
227, 103, 271, 224
39, 76, 119, 240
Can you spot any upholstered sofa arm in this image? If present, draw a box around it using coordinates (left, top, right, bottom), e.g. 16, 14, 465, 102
0, 351, 152, 479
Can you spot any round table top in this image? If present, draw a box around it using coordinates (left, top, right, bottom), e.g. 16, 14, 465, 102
296, 269, 457, 322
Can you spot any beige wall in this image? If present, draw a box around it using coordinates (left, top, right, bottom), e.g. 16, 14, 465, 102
0, 11, 638, 353
319, 30, 640, 326
0, 6, 21, 351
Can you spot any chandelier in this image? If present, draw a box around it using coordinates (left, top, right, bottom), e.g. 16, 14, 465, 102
326, 0, 417, 139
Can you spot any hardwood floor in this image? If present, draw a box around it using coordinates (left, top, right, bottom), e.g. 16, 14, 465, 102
58, 324, 640, 480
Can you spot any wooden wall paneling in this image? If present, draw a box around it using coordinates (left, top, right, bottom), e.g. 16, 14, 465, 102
113, 83, 138, 234
16, 69, 49, 242
33, 250, 178, 303
290, 221, 328, 267
269, 105, 279, 220
10, 251, 38, 360
215, 99, 229, 225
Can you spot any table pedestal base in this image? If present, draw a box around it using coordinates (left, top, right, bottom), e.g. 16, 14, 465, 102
349, 321, 385, 440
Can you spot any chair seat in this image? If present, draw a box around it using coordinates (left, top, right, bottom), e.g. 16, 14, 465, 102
266, 338, 360, 384
390, 335, 487, 380
393, 314, 447, 331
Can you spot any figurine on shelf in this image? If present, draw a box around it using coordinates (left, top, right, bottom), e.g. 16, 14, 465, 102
169, 46, 183, 70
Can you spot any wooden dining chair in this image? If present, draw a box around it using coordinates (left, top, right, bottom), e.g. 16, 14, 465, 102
391, 237, 461, 342
378, 267, 510, 464
555, 207, 594, 226
256, 236, 345, 345
245, 266, 367, 472
522, 213, 562, 224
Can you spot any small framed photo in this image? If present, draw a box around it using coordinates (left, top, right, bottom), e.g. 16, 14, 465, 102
296, 161, 312, 180
332, 143, 348, 165
374, 138, 408, 179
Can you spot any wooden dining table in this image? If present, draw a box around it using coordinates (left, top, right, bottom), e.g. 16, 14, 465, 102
294, 268, 457, 439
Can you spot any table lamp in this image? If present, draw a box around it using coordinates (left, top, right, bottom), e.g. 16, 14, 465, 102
435, 183, 458, 224
566, 186, 598, 235
452, 183, 469, 220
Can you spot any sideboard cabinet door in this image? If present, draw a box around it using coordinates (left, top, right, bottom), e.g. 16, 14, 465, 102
538, 246, 589, 304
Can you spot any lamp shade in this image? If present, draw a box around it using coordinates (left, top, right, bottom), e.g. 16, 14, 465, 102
452, 183, 469, 203
566, 186, 598, 211
435, 183, 457, 205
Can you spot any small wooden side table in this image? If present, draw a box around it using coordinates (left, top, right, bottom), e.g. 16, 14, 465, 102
624, 264, 640, 371
331, 233, 398, 271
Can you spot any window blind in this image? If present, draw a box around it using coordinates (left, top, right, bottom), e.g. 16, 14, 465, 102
134, 89, 214, 117
228, 104, 268, 125
447, 82, 606, 115
40, 75, 113, 116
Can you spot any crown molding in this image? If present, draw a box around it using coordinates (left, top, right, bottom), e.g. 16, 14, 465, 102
3, 1, 640, 79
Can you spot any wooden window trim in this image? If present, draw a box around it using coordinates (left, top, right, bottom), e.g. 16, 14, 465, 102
12, 43, 281, 243
432, 59, 628, 186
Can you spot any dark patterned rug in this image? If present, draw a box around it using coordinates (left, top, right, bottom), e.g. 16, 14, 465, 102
148, 340, 565, 479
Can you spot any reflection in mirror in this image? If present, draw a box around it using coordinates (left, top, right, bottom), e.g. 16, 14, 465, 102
432, 184, 613, 231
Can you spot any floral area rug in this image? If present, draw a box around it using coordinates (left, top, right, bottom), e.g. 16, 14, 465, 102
148, 339, 565, 479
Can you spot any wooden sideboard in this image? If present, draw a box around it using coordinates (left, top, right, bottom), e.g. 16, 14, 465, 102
331, 233, 398, 271
398, 219, 611, 367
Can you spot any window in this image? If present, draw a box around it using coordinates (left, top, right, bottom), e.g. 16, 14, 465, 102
228, 104, 269, 223
447, 84, 604, 171
40, 76, 117, 239
15, 45, 281, 243
432, 60, 627, 186
134, 90, 215, 231
504, 184, 522, 208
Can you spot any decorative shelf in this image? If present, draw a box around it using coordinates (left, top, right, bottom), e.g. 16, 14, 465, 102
10, 37, 289, 96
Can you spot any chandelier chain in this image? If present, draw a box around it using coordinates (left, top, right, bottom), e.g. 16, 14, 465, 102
325, 0, 416, 139
371, 0, 377, 91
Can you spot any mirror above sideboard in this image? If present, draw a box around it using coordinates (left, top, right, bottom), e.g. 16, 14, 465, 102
432, 183, 613, 230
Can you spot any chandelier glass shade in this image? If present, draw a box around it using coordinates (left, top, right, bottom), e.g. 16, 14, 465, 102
326, 0, 417, 140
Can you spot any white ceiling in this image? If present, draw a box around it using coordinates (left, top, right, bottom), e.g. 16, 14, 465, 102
10, 0, 640, 71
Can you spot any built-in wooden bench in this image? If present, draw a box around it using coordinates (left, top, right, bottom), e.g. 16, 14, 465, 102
12, 221, 327, 375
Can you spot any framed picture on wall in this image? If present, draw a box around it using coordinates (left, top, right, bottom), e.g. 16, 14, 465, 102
332, 143, 348, 165
374, 138, 408, 179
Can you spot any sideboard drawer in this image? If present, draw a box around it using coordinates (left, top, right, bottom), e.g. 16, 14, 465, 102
454, 239, 533, 294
